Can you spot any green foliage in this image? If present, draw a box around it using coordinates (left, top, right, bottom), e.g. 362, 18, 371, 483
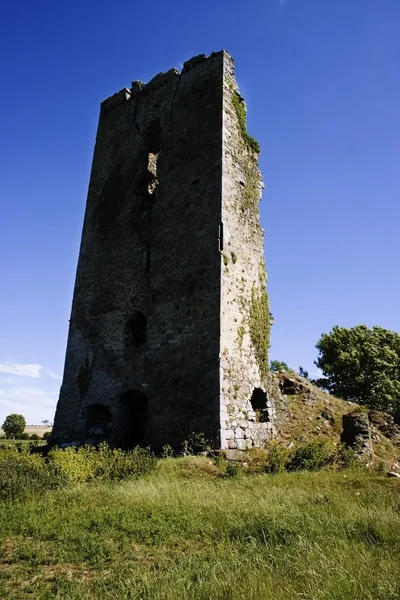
222, 252, 229, 266
43, 431, 52, 440
49, 443, 156, 483
232, 91, 260, 154
265, 441, 360, 474
30, 433, 40, 440
298, 366, 309, 379
290, 440, 334, 472
223, 461, 241, 478
2, 413, 26, 439
0, 444, 156, 500
249, 284, 270, 382
231, 251, 238, 264
181, 432, 210, 456
3, 461, 399, 599
270, 360, 290, 372
161, 444, 174, 459
265, 442, 291, 473
1, 455, 400, 599
334, 444, 360, 470
0, 450, 63, 500
315, 325, 400, 419
237, 324, 246, 349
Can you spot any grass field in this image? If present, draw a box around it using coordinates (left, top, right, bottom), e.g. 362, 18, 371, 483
1, 456, 400, 600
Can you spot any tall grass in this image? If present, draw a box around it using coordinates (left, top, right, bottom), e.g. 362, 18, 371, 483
0, 456, 399, 599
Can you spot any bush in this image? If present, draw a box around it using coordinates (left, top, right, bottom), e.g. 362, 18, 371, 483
0, 451, 63, 500
48, 443, 157, 483
265, 442, 291, 473
333, 444, 360, 470
43, 431, 52, 440
30, 433, 40, 440
161, 444, 174, 459
290, 440, 334, 471
16, 432, 30, 440
181, 432, 210, 455
223, 461, 241, 478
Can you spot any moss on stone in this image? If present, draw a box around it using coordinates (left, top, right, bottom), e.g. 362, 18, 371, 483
237, 323, 246, 350
249, 283, 270, 383
242, 161, 260, 212
222, 252, 229, 266
231, 251, 238, 264
232, 91, 260, 154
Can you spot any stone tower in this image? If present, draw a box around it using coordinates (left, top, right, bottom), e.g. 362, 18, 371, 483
52, 51, 274, 451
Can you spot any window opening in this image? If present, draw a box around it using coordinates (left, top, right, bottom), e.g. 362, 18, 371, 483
119, 390, 148, 447
128, 311, 147, 346
250, 388, 269, 423
86, 404, 111, 435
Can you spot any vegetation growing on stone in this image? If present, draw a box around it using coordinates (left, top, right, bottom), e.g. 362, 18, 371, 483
232, 91, 260, 154
237, 323, 246, 350
249, 283, 270, 382
231, 250, 238, 263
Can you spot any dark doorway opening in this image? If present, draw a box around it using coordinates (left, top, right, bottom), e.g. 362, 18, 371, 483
250, 388, 269, 423
128, 311, 147, 346
119, 390, 148, 448
86, 404, 111, 432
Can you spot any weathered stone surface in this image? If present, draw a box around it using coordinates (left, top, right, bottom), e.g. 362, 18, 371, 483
236, 439, 247, 450
341, 411, 373, 456
369, 410, 400, 447
52, 51, 274, 450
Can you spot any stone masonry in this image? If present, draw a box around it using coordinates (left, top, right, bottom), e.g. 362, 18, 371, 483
52, 51, 275, 450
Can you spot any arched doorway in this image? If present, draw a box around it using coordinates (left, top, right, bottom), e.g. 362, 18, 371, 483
250, 388, 269, 423
119, 390, 148, 448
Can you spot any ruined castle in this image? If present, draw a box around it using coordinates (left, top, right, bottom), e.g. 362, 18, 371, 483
52, 51, 275, 450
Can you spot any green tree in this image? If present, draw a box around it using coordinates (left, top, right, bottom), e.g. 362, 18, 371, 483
315, 325, 400, 419
298, 366, 309, 379
270, 360, 290, 372
2, 414, 26, 439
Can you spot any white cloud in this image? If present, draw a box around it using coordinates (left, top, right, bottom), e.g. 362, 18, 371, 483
0, 386, 56, 405
0, 362, 43, 379
0, 361, 60, 424
45, 368, 62, 381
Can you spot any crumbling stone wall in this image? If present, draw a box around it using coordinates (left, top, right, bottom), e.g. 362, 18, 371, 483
52, 51, 273, 450
219, 53, 274, 450
341, 410, 373, 457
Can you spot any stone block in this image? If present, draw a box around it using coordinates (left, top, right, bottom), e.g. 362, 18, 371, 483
234, 427, 245, 439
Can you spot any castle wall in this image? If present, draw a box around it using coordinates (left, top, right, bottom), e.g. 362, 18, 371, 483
53, 53, 226, 449
219, 54, 275, 450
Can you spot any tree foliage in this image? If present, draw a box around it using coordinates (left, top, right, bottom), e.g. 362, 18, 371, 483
2, 414, 26, 439
270, 360, 290, 373
298, 366, 309, 379
315, 325, 400, 419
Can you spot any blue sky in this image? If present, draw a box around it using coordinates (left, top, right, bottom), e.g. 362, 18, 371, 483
1, 0, 399, 424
